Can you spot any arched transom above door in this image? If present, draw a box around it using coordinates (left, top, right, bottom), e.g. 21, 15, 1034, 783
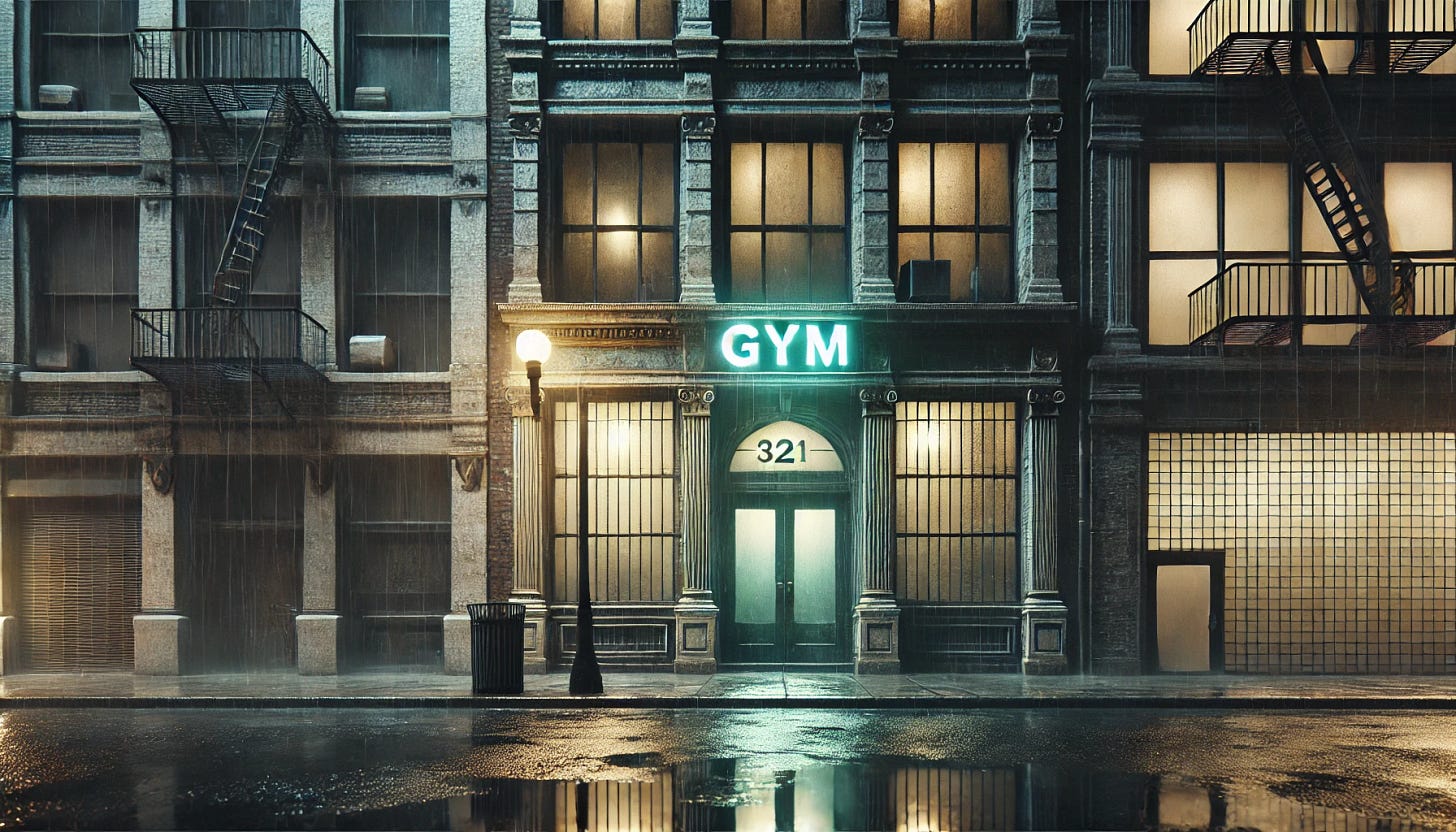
730, 421, 844, 472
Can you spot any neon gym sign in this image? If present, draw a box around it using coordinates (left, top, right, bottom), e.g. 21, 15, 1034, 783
715, 321, 855, 371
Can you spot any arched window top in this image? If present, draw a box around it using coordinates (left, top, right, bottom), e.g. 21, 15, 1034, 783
730, 420, 844, 472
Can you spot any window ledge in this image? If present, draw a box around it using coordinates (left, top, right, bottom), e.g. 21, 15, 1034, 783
326, 371, 452, 383
19, 370, 152, 383
336, 110, 451, 122
16, 110, 144, 122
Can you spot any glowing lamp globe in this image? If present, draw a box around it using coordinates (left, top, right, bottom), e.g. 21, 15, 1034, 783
515, 329, 552, 365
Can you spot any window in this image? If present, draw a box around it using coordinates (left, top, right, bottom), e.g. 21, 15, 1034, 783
1147, 162, 1290, 345
183, 0, 297, 26
896, 142, 1012, 302
894, 401, 1018, 603
552, 398, 676, 604
182, 197, 301, 308
343, 198, 450, 372
562, 0, 674, 38
559, 143, 677, 302
897, 0, 1010, 39
339, 456, 450, 667
29, 0, 138, 110
730, 0, 843, 38
729, 142, 847, 302
29, 199, 138, 371
342, 0, 448, 111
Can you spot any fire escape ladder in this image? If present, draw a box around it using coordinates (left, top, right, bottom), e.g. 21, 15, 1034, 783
1259, 45, 1403, 319
210, 87, 304, 310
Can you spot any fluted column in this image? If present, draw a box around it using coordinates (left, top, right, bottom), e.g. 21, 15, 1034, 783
509, 390, 551, 671
1020, 387, 1068, 674
853, 387, 899, 673
1090, 114, 1142, 353
674, 387, 717, 672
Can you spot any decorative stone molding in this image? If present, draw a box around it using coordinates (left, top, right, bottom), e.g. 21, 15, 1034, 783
453, 456, 485, 492
676, 386, 715, 416
858, 386, 898, 416
1027, 386, 1065, 416
306, 457, 334, 495
507, 387, 537, 420
857, 114, 895, 139
143, 456, 173, 496
681, 114, 717, 139
1027, 113, 1064, 139
507, 114, 541, 138
1031, 346, 1059, 371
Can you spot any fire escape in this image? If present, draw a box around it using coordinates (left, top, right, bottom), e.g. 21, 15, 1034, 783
1185, 0, 1456, 348
129, 28, 334, 417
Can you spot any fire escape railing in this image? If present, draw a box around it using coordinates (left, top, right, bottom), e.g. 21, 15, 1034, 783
131, 27, 331, 108
1187, 261, 1456, 346
133, 308, 329, 368
1189, 0, 1456, 74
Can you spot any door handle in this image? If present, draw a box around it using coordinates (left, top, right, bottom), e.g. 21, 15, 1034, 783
1208, 613, 1219, 630
786, 581, 793, 596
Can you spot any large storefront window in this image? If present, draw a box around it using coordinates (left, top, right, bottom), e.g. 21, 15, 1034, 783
730, 142, 847, 302
552, 399, 677, 603
897, 0, 1011, 40
1150, 433, 1456, 674
894, 401, 1018, 603
559, 143, 678, 302
897, 142, 1012, 302
562, 0, 673, 38
730, 0, 843, 38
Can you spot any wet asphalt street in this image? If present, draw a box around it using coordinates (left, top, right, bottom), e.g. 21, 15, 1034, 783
2, 707, 1455, 830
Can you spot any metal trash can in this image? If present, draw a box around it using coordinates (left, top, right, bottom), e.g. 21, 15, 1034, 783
467, 602, 525, 694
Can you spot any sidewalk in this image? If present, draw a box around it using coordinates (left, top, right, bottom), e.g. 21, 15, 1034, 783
2, 669, 1456, 708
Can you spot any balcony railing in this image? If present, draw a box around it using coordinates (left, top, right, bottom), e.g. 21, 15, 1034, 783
132, 307, 328, 368
1187, 261, 1456, 346
1189, 0, 1456, 74
131, 27, 332, 109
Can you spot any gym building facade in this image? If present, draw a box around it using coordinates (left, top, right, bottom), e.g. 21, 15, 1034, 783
0, 0, 1452, 679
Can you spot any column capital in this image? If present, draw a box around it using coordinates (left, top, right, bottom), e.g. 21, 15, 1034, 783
508, 386, 537, 419
143, 455, 174, 495
1027, 386, 1065, 418
859, 386, 898, 417
453, 455, 485, 492
677, 386, 716, 416
857, 113, 895, 139
681, 114, 717, 139
508, 113, 542, 139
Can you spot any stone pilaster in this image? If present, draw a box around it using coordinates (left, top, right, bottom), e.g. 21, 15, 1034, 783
1104, 0, 1138, 80
852, 114, 896, 304
1020, 386, 1068, 674
509, 391, 550, 672
297, 461, 340, 675
506, 114, 543, 303
137, 0, 173, 312
853, 387, 899, 673
674, 387, 717, 673
300, 0, 337, 77
1087, 374, 1145, 674
0, 2, 15, 368
445, 453, 490, 675
679, 115, 717, 303
1017, 114, 1064, 304
0, 462, 14, 674
1090, 115, 1143, 353
135, 449, 186, 675
300, 194, 336, 368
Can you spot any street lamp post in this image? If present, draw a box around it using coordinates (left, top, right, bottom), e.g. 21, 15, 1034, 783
514, 329, 602, 695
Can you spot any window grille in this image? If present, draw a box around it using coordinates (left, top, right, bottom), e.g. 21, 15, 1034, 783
552, 399, 677, 603
896, 142, 1013, 302
729, 142, 848, 302
1150, 432, 1456, 674
559, 143, 678, 303
894, 401, 1018, 603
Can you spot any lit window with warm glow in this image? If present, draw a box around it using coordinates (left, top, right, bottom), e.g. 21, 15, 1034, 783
896, 142, 1012, 301
897, 0, 1010, 40
559, 142, 677, 302
1146, 162, 1290, 345
730, 141, 847, 302
561, 0, 674, 38
552, 399, 677, 603
894, 401, 1018, 603
731, 0, 844, 38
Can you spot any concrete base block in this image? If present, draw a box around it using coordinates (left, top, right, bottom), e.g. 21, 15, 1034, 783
0, 616, 18, 675
296, 614, 341, 676
853, 599, 901, 675
1022, 602, 1070, 675
443, 613, 471, 675
134, 614, 188, 675
519, 603, 551, 674
673, 601, 718, 674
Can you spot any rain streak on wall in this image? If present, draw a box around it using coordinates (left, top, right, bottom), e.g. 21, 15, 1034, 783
1149, 433, 1456, 673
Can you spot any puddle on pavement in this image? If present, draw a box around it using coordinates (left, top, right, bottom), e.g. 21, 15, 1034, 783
311, 764, 1439, 831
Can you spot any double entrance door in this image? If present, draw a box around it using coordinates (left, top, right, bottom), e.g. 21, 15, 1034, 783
727, 495, 846, 665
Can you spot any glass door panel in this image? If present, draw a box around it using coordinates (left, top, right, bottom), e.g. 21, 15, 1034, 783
791, 509, 835, 625
735, 509, 777, 624
1156, 564, 1211, 672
